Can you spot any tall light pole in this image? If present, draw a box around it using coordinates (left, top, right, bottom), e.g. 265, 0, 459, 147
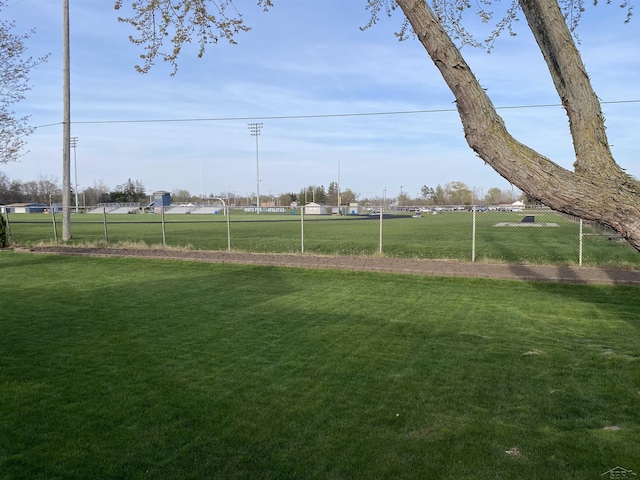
199, 159, 204, 204
62, 0, 71, 239
247, 123, 263, 214
71, 136, 78, 213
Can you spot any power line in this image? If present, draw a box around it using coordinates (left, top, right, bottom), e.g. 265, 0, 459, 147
34, 99, 640, 129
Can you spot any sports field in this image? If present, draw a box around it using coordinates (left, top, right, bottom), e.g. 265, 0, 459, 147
1, 251, 639, 479
6, 209, 640, 268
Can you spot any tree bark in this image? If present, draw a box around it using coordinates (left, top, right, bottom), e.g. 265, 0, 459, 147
518, 0, 620, 179
396, 0, 640, 250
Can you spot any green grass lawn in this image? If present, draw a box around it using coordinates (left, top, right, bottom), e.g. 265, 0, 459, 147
1, 251, 639, 479
6, 210, 640, 268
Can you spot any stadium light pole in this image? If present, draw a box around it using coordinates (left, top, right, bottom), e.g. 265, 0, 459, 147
71, 136, 78, 213
248, 123, 263, 214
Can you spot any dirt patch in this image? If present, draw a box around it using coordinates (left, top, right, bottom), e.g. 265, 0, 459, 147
11, 245, 640, 286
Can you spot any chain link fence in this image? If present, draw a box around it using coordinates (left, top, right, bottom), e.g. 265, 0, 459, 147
3, 205, 640, 268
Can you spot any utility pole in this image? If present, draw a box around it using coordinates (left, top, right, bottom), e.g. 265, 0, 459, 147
247, 123, 262, 214
62, 0, 71, 239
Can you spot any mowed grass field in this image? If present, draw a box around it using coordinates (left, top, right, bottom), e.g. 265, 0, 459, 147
1, 251, 639, 479
6, 209, 640, 267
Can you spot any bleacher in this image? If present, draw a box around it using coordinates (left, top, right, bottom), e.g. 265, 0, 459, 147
109, 206, 140, 214
191, 206, 223, 214
87, 205, 118, 214
165, 205, 194, 214
87, 203, 140, 214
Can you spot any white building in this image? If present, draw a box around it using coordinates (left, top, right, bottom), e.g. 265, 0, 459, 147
304, 202, 330, 215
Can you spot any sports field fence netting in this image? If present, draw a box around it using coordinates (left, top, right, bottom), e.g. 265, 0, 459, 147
3, 206, 640, 268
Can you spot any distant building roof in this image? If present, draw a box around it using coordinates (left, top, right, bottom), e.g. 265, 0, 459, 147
6, 203, 47, 207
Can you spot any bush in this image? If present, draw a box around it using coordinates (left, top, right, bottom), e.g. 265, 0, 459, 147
0, 213, 8, 247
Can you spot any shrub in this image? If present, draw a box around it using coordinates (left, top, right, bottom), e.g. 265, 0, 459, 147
0, 213, 8, 247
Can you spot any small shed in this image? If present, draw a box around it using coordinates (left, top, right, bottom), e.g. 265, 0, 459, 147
153, 191, 171, 213
349, 202, 362, 215
304, 202, 330, 215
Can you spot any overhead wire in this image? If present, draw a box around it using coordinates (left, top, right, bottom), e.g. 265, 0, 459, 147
34, 98, 640, 129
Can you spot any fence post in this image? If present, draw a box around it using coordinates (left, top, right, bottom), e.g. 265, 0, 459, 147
579, 218, 583, 266
301, 205, 305, 254
215, 197, 231, 251
4, 210, 13, 245
103, 207, 109, 244
379, 204, 383, 255
50, 203, 58, 244
161, 206, 166, 246
472, 206, 476, 263
226, 203, 231, 251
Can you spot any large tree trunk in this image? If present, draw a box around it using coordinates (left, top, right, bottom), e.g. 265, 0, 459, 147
396, 0, 640, 251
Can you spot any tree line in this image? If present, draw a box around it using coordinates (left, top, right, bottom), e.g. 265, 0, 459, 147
1, 172, 524, 208
0, 174, 148, 206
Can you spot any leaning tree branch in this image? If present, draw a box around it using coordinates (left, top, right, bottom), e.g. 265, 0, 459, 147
518, 0, 625, 180
396, 0, 640, 249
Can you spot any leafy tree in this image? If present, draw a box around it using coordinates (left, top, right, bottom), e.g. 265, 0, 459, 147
114, 0, 640, 250
299, 185, 327, 204
0, 1, 48, 163
500, 188, 517, 205
171, 189, 192, 203
7, 180, 24, 203
420, 185, 435, 203
444, 181, 472, 205
485, 187, 503, 206
314, 185, 327, 204
397, 191, 410, 207
83, 179, 111, 206
299, 186, 312, 204
278, 192, 297, 206
341, 188, 357, 205
110, 178, 146, 203
0, 172, 10, 204
433, 185, 445, 206
327, 182, 339, 206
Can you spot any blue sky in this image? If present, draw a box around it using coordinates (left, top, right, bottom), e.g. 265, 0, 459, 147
3, 0, 639, 201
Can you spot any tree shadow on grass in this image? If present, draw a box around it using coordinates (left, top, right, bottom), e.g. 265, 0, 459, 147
507, 262, 640, 330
